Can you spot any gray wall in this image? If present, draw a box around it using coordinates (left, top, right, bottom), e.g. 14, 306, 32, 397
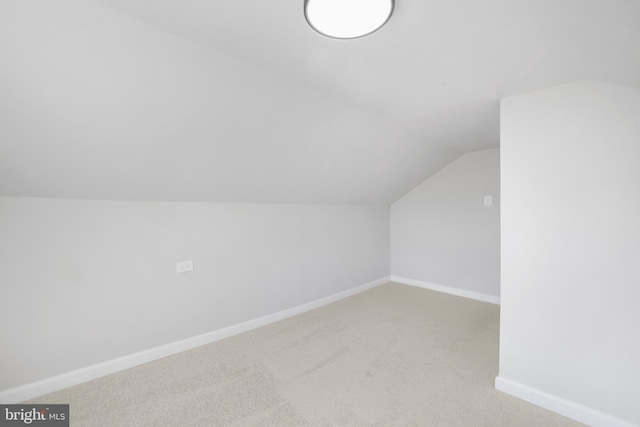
390, 149, 501, 297
499, 81, 640, 424
0, 197, 390, 391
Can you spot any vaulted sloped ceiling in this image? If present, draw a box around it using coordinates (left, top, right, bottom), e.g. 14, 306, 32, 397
1, 0, 639, 203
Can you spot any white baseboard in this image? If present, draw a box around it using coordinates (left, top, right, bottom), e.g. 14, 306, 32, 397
0, 276, 390, 404
391, 276, 500, 305
495, 376, 637, 427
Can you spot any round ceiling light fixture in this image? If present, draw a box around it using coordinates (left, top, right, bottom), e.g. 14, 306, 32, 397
304, 0, 394, 39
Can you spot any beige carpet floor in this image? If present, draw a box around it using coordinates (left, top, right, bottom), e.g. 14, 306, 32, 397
27, 282, 583, 426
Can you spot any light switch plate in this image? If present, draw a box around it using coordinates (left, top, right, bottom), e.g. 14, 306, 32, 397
484, 195, 493, 207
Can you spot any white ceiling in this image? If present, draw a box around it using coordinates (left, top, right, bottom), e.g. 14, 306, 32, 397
1, 0, 639, 203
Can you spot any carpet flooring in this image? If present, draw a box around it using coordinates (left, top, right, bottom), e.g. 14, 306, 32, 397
27, 282, 583, 426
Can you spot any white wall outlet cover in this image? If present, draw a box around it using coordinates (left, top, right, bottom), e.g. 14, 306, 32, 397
484, 195, 493, 207
176, 260, 194, 273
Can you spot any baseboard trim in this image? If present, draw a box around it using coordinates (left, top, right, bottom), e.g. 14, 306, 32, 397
495, 376, 637, 427
0, 276, 390, 404
390, 276, 500, 305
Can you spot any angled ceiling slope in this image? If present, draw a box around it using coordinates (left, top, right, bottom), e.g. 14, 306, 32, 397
1, 0, 639, 204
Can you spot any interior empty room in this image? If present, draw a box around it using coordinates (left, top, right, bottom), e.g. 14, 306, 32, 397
1, 1, 638, 426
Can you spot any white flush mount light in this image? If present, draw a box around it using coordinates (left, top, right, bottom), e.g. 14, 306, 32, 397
305, 0, 394, 39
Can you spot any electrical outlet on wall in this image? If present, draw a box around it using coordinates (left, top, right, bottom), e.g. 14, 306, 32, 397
484, 195, 493, 207
176, 260, 194, 274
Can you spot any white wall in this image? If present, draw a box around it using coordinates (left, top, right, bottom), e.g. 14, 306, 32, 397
0, 0, 461, 205
498, 81, 640, 425
0, 197, 389, 393
391, 149, 500, 298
